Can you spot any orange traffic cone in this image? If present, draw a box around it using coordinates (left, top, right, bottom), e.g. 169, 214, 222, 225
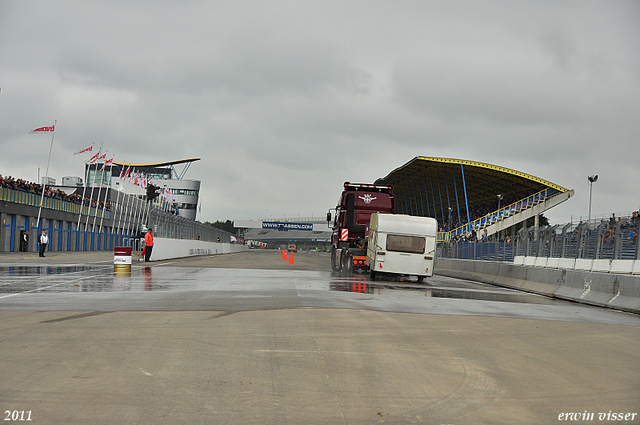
281, 250, 287, 261
289, 251, 295, 264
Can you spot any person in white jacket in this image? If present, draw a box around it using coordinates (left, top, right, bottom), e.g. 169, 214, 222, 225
39, 230, 48, 257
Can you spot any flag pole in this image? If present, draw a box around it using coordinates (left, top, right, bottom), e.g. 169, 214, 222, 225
92, 150, 107, 233
99, 157, 114, 236
112, 162, 125, 246
85, 145, 102, 235
77, 144, 94, 240
36, 120, 56, 228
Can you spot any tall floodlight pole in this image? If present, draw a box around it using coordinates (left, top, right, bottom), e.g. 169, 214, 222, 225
588, 175, 598, 225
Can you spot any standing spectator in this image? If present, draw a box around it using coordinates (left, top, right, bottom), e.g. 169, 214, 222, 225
144, 228, 154, 262
21, 231, 29, 252
39, 230, 48, 257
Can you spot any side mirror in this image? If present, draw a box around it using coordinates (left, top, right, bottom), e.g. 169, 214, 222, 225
326, 212, 332, 223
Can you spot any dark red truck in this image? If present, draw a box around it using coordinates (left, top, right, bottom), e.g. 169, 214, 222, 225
327, 182, 395, 273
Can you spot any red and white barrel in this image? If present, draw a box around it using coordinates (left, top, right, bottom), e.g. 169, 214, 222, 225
114, 246, 132, 275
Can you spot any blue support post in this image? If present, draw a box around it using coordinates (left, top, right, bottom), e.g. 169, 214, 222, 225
417, 182, 425, 216
461, 164, 471, 229
444, 172, 452, 229
452, 168, 462, 228
423, 180, 430, 217
437, 174, 446, 227
430, 178, 437, 221
403, 189, 410, 215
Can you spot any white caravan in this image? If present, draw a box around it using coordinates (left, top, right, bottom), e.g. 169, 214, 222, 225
366, 213, 437, 281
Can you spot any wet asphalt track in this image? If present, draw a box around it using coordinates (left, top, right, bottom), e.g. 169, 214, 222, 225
1, 250, 639, 424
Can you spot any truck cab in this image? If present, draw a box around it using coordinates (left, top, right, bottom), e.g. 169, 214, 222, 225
328, 182, 395, 273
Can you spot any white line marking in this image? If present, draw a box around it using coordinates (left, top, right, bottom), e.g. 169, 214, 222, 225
0, 275, 101, 300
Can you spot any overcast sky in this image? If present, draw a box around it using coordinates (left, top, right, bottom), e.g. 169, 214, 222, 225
1, 1, 638, 225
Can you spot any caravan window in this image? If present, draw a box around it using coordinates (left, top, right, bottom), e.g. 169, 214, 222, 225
386, 234, 426, 254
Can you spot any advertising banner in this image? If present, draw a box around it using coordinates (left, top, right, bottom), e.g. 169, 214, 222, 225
262, 221, 313, 231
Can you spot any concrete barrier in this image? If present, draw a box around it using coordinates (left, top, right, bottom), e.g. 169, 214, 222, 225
533, 257, 547, 268
495, 262, 527, 290
518, 256, 637, 274
611, 260, 634, 274
435, 258, 640, 314
546, 257, 560, 269
520, 267, 563, 295
574, 259, 593, 271
557, 258, 576, 270
149, 238, 248, 261
554, 271, 640, 313
472, 261, 500, 285
591, 259, 611, 273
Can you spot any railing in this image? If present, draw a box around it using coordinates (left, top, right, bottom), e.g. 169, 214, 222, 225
1, 186, 111, 219
149, 207, 235, 243
447, 188, 559, 238
438, 215, 639, 262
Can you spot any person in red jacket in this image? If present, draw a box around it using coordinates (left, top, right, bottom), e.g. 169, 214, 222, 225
144, 228, 154, 262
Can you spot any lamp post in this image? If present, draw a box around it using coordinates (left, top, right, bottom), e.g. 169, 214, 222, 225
496, 194, 503, 240
588, 175, 598, 225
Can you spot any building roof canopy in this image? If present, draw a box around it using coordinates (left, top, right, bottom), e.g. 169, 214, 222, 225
375, 157, 568, 212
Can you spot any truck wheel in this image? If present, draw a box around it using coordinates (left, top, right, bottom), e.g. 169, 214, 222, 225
417, 276, 426, 282
370, 270, 376, 280
341, 254, 352, 274
330, 247, 340, 271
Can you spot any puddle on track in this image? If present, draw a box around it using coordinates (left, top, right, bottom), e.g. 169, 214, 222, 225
329, 275, 561, 306
0, 265, 561, 306
0, 265, 167, 293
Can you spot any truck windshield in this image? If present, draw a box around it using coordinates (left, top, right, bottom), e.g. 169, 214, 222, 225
386, 234, 426, 254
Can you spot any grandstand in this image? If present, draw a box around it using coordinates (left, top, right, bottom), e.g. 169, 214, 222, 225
375, 157, 574, 241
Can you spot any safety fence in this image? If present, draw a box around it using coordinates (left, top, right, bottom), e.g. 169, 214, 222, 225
439, 215, 639, 262
1, 186, 234, 253
1, 186, 110, 219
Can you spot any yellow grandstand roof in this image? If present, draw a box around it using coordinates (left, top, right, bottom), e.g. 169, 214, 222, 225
375, 156, 568, 215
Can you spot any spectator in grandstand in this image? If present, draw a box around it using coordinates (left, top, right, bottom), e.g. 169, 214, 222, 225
1, 174, 112, 210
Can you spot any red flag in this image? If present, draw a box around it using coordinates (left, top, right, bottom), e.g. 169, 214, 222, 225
73, 146, 93, 155
101, 157, 114, 170
30, 125, 55, 133
88, 150, 100, 164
